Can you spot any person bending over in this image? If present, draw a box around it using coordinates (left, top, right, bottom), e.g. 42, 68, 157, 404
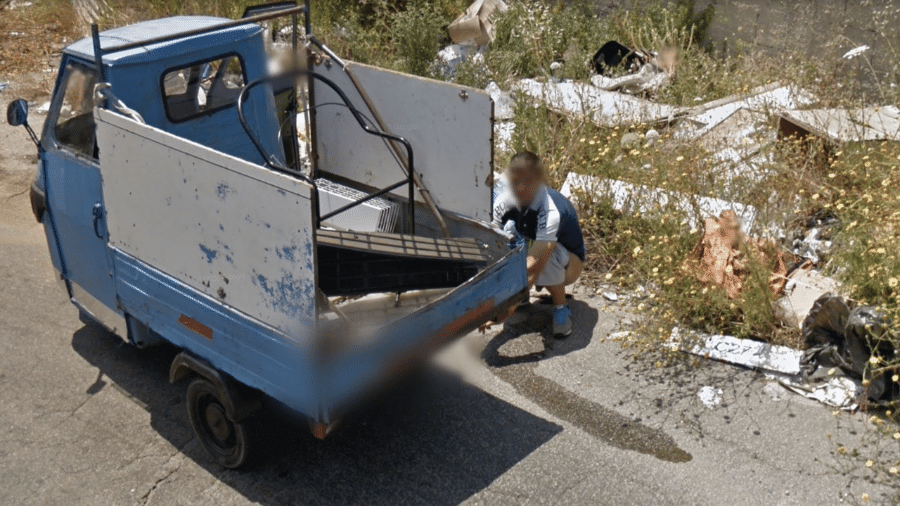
493, 151, 585, 338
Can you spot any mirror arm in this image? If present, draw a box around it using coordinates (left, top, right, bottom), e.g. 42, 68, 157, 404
22, 120, 40, 149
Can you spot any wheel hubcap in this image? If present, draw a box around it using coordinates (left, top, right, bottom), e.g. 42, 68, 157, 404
204, 402, 232, 444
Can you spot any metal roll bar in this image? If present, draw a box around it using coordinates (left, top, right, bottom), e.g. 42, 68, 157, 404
237, 69, 416, 235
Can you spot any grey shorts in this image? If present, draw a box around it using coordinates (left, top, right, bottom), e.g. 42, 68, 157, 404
535, 245, 571, 288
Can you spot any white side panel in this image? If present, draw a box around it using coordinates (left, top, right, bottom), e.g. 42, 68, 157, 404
95, 109, 317, 338
313, 61, 494, 223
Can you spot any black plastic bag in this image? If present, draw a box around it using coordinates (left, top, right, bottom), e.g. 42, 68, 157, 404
592, 41, 647, 76
801, 294, 897, 400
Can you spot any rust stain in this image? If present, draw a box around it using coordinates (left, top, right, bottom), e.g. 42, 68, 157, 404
433, 300, 496, 343
179, 315, 213, 340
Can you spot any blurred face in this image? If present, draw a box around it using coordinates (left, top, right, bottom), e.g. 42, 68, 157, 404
508, 166, 543, 208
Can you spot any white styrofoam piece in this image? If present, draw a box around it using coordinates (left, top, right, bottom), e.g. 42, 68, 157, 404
668, 327, 804, 376
313, 61, 494, 223
96, 109, 317, 340
677, 84, 816, 141
512, 78, 681, 127
559, 172, 758, 232
316, 178, 399, 232
780, 106, 900, 142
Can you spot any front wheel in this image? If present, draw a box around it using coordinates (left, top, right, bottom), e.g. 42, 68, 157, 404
186, 378, 251, 469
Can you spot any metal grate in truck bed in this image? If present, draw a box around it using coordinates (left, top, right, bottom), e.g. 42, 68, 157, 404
316, 231, 488, 296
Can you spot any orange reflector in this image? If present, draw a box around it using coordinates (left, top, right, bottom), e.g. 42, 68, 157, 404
178, 315, 213, 340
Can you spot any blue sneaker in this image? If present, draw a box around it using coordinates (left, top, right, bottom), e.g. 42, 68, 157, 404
552, 305, 573, 339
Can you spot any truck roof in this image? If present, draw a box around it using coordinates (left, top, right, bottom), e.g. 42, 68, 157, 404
64, 16, 263, 66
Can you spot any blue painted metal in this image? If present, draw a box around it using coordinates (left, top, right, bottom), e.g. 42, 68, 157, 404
65, 17, 259, 67
321, 245, 528, 421
66, 18, 282, 165
39, 60, 119, 322
112, 249, 320, 417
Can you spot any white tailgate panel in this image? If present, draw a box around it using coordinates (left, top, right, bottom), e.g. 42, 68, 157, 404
96, 109, 316, 337
313, 61, 494, 222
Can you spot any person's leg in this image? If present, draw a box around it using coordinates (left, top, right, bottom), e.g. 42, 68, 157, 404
534, 247, 576, 338
547, 284, 567, 306
545, 251, 583, 304
564, 251, 584, 286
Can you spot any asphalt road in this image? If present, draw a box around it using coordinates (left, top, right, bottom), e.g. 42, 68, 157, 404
0, 98, 898, 505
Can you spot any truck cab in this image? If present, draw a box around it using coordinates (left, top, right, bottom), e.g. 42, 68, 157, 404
11, 4, 527, 468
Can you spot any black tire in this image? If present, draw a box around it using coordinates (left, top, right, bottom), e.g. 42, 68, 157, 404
186, 378, 251, 469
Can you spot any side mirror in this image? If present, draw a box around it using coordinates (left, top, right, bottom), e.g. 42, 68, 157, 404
7, 99, 29, 127
7, 99, 40, 149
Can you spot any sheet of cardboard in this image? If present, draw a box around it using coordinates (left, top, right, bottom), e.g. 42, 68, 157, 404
449, 0, 508, 46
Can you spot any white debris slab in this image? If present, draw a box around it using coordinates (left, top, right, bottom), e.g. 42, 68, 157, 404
843, 45, 870, 60
774, 265, 841, 329
677, 83, 816, 141
779, 106, 900, 143
560, 172, 758, 231
486, 81, 515, 120
512, 79, 681, 127
668, 327, 804, 376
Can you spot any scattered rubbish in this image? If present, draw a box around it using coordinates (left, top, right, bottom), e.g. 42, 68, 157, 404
695, 108, 771, 152
512, 79, 681, 127
6, 1, 35, 8
800, 295, 897, 401
778, 375, 865, 411
682, 211, 787, 299
778, 106, 900, 143
602, 292, 619, 302
620, 132, 641, 149
0, 82, 8, 93
36, 101, 51, 114
494, 122, 516, 153
762, 381, 787, 402
437, 44, 485, 77
448, 0, 508, 46
697, 386, 724, 408
774, 262, 841, 329
793, 227, 836, 264
668, 327, 804, 376
843, 45, 870, 60
590, 41, 675, 95
676, 82, 816, 142
486, 81, 514, 121
592, 41, 647, 76
590, 62, 671, 95
560, 172, 759, 232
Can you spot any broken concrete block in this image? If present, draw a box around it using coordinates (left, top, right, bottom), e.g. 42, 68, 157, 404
774, 262, 841, 329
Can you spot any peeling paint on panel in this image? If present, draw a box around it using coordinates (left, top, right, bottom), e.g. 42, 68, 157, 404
254, 271, 315, 322
199, 244, 218, 264
216, 182, 236, 201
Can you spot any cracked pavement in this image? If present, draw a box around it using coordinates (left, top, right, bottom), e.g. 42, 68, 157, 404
1, 86, 899, 505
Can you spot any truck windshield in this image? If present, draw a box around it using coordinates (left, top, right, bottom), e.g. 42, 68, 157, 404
54, 62, 98, 159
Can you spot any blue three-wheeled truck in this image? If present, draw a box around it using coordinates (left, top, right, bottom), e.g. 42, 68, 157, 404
6, 2, 527, 468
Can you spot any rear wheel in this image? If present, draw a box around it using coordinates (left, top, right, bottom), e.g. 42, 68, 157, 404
186, 378, 251, 469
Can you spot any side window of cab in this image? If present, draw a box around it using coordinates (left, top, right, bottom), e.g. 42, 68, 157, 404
52, 62, 99, 159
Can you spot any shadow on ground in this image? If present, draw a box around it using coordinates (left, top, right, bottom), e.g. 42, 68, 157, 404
481, 299, 693, 463
71, 324, 562, 506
